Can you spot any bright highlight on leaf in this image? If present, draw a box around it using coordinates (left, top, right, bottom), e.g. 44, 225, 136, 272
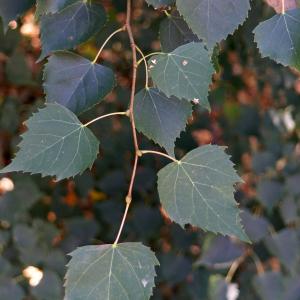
65, 243, 159, 300
44, 51, 115, 115
149, 42, 214, 110
176, 0, 250, 48
157, 144, 249, 242
253, 8, 300, 70
0, 103, 99, 181
134, 88, 192, 156
39, 1, 106, 61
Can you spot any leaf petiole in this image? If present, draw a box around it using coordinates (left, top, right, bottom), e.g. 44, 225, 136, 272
83, 111, 129, 127
135, 45, 149, 88
140, 150, 178, 163
137, 52, 163, 66
92, 26, 126, 64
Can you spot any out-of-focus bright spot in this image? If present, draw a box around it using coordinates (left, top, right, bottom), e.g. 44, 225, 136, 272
269, 107, 295, 133
8, 20, 18, 30
22, 266, 43, 287
0, 177, 14, 192
20, 13, 40, 37
226, 283, 240, 300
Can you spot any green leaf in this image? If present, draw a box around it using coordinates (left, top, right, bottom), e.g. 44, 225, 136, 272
145, 0, 174, 9
39, 1, 106, 61
253, 8, 300, 70
0, 0, 34, 30
134, 88, 192, 156
0, 103, 99, 181
176, 0, 250, 48
36, 0, 77, 16
65, 242, 159, 300
148, 42, 214, 110
0, 177, 41, 224
159, 11, 199, 52
31, 270, 63, 300
0, 280, 25, 300
44, 51, 115, 115
157, 144, 249, 242
253, 272, 284, 300
5, 51, 35, 86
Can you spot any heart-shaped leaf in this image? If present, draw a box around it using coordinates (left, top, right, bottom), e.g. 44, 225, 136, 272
149, 42, 214, 110
134, 88, 192, 156
176, 0, 250, 48
39, 1, 106, 61
253, 8, 300, 70
0, 103, 99, 180
44, 51, 115, 115
157, 144, 249, 242
65, 243, 159, 300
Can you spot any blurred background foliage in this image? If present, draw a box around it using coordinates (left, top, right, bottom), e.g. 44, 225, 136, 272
0, 0, 300, 299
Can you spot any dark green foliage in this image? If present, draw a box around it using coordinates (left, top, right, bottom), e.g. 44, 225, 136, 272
0, 0, 300, 299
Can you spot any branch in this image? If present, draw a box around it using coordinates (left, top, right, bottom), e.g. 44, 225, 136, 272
113, 0, 140, 246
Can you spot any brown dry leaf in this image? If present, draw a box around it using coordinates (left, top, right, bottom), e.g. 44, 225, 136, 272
265, 0, 297, 13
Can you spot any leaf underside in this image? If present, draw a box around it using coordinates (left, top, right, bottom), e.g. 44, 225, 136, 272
253, 8, 300, 70
65, 243, 159, 300
149, 42, 214, 110
176, 0, 250, 48
44, 51, 115, 115
39, 1, 106, 61
134, 88, 192, 156
0, 103, 99, 181
157, 144, 249, 242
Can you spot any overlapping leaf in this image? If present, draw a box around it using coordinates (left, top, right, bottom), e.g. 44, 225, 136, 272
176, 0, 250, 48
157, 144, 249, 241
159, 11, 199, 52
39, 1, 106, 61
149, 42, 214, 110
65, 243, 159, 300
0, 103, 99, 180
253, 8, 300, 70
145, 0, 175, 8
44, 51, 115, 115
134, 88, 192, 156
0, 0, 34, 30
36, 0, 78, 16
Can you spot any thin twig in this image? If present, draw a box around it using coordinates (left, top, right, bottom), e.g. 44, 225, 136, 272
92, 26, 126, 64
135, 45, 149, 88
225, 255, 246, 283
113, 0, 140, 246
137, 52, 163, 66
113, 197, 131, 247
83, 111, 128, 127
140, 150, 178, 163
